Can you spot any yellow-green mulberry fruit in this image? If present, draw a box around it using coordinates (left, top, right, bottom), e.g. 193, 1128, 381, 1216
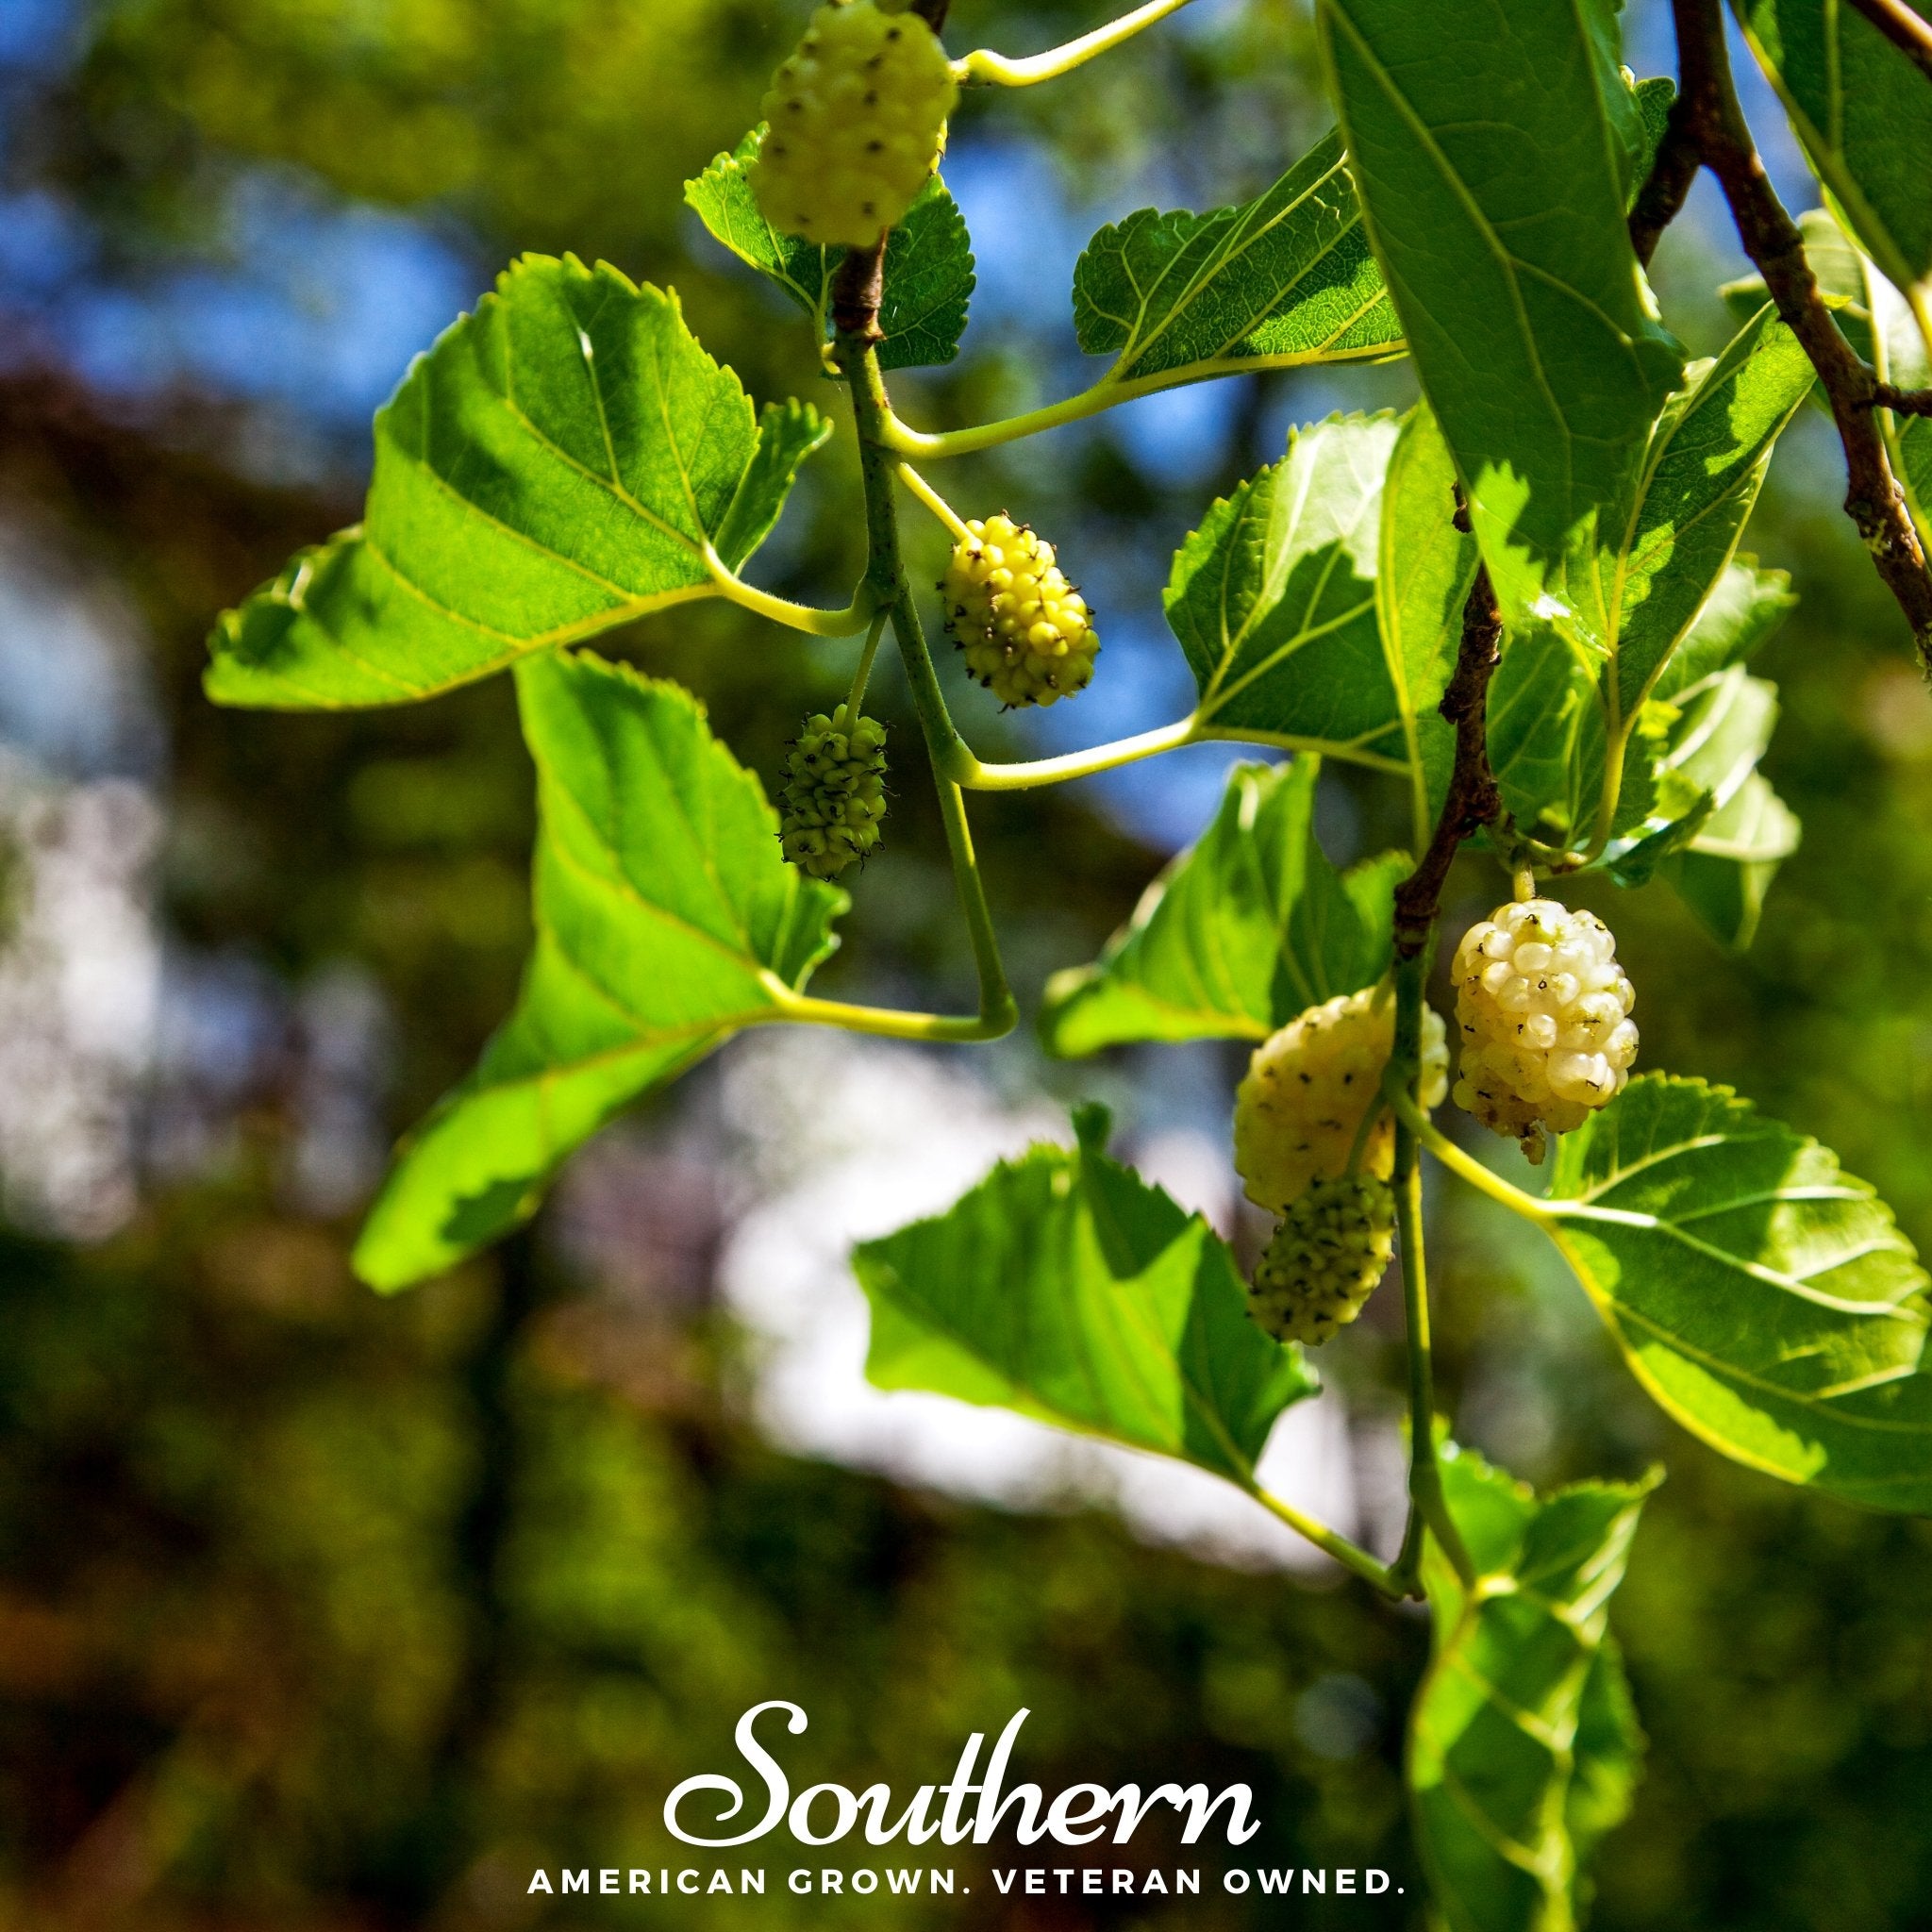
1249, 1176, 1397, 1345
750, 2, 958, 249
779, 705, 888, 879
1452, 896, 1638, 1162
1233, 982, 1449, 1215
941, 514, 1099, 708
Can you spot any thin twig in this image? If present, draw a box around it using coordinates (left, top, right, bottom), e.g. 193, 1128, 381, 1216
1628, 92, 1704, 267
1392, 545, 1504, 958
909, 0, 952, 31
1669, 0, 1932, 664
1873, 383, 1932, 418
1845, 0, 1932, 83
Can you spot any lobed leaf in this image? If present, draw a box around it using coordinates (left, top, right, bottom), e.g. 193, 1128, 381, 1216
1410, 1441, 1653, 1932
207, 256, 829, 709
354, 650, 843, 1290
1040, 758, 1405, 1056
853, 1108, 1316, 1483
685, 131, 975, 372
1319, 0, 1685, 615
1072, 129, 1402, 382
1544, 1076, 1932, 1513
1729, 0, 1932, 319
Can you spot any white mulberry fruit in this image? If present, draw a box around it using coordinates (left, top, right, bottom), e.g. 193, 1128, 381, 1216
1452, 897, 1638, 1161
1249, 1176, 1397, 1346
1233, 983, 1448, 1215
942, 514, 1099, 708
750, 2, 958, 249
779, 705, 888, 879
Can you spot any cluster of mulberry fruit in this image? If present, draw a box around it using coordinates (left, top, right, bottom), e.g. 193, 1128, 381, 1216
1234, 984, 1447, 1214
778, 705, 889, 880
942, 515, 1100, 708
750, 1, 958, 249
1452, 896, 1638, 1162
1232, 982, 1447, 1345
1249, 1177, 1398, 1347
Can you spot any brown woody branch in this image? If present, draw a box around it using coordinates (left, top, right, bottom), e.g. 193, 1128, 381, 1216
1668, 0, 1932, 666
1846, 0, 1932, 83
1628, 92, 1704, 268
1873, 383, 1932, 418
909, 0, 952, 29
1393, 547, 1504, 958
831, 238, 889, 344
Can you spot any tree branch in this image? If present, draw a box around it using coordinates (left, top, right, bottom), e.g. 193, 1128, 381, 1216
1845, 0, 1932, 83
831, 238, 889, 345
1627, 92, 1704, 267
909, 0, 952, 31
1670, 0, 1932, 665
1873, 382, 1932, 418
1392, 542, 1504, 958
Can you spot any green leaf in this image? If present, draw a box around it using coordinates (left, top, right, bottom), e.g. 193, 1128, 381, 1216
1662, 773, 1802, 949
853, 1116, 1316, 1483
1905, 417, 1932, 549
685, 131, 975, 372
1166, 412, 1419, 770
1651, 559, 1796, 700
1071, 129, 1402, 383
1410, 1441, 1653, 1932
1040, 758, 1405, 1056
1628, 75, 1677, 201
1730, 0, 1932, 318
1318, 0, 1685, 614
208, 255, 828, 710
1486, 303, 1811, 857
353, 650, 843, 1290
1544, 1075, 1932, 1512
1378, 402, 1482, 835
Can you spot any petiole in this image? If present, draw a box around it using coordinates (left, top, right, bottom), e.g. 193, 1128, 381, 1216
951, 0, 1200, 89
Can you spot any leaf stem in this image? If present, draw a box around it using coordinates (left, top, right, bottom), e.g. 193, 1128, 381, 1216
877, 344, 1401, 460
1386, 947, 1476, 1595
1250, 1487, 1406, 1599
1382, 1074, 1555, 1225
956, 718, 1201, 791
707, 548, 876, 637
897, 462, 974, 541
952, 0, 1199, 88
842, 326, 1017, 1040
769, 984, 1015, 1043
846, 608, 890, 714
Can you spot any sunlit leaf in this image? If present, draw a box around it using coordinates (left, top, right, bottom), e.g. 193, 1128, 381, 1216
354, 650, 843, 1290
1730, 0, 1932, 321
1072, 129, 1402, 383
685, 130, 975, 371
208, 256, 828, 709
1040, 758, 1405, 1056
853, 1107, 1316, 1484
1410, 1441, 1653, 1932
1166, 412, 1416, 771
1544, 1076, 1932, 1512
1319, 0, 1685, 614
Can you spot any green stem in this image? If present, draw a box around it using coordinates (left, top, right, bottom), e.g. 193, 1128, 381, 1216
768, 984, 1014, 1043
843, 334, 1017, 1040
1382, 1075, 1555, 1224
952, 0, 1199, 87
1251, 1488, 1405, 1600
846, 608, 889, 714
707, 547, 875, 637
1387, 945, 1476, 1594
957, 718, 1200, 791
897, 462, 974, 541
878, 344, 1400, 460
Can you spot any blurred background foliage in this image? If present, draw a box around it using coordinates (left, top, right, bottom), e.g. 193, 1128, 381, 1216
0, 0, 1929, 1926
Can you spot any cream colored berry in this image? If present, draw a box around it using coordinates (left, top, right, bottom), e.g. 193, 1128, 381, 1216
941, 514, 1099, 708
750, 2, 958, 249
1248, 1176, 1396, 1346
1452, 896, 1639, 1161
1233, 982, 1449, 1214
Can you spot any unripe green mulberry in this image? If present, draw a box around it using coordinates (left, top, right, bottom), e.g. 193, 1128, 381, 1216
779, 705, 888, 879
1249, 1176, 1396, 1345
750, 2, 958, 249
1233, 983, 1449, 1215
942, 514, 1099, 708
1452, 896, 1638, 1162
